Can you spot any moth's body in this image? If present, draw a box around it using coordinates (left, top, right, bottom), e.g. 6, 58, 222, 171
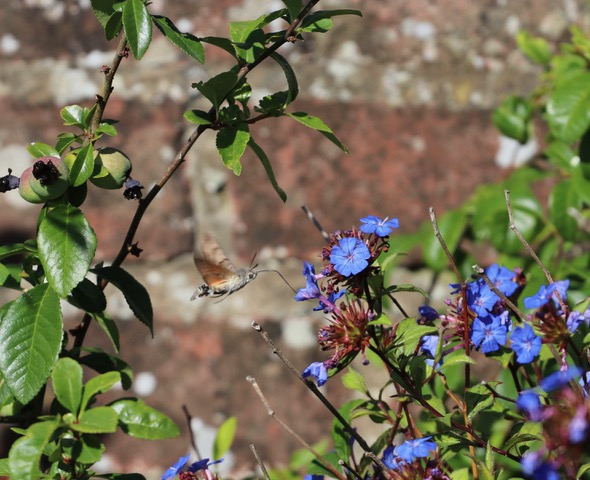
191, 234, 258, 299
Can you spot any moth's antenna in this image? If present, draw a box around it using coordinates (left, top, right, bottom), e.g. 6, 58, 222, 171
301, 205, 330, 242
249, 251, 258, 268
257, 269, 297, 293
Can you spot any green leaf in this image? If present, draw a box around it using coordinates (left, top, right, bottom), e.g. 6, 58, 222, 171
81, 371, 121, 412
423, 208, 468, 272
546, 71, 590, 143
0, 284, 62, 404
0, 242, 36, 261
73, 434, 105, 464
111, 398, 180, 439
248, 138, 286, 202
299, 9, 362, 33
281, 0, 303, 22
38, 204, 97, 297
73, 406, 119, 433
492, 95, 532, 143
270, 52, 299, 106
213, 416, 237, 460
341, 367, 367, 394
93, 265, 153, 335
105, 11, 123, 40
92, 311, 120, 352
55, 133, 78, 154
90, 0, 118, 28
68, 143, 95, 187
8, 420, 58, 480
68, 278, 107, 313
216, 124, 250, 175
394, 319, 438, 356
96, 122, 118, 137
545, 140, 577, 170
0, 263, 21, 290
516, 30, 551, 65
153, 15, 205, 63
183, 109, 213, 125
79, 350, 133, 389
550, 179, 581, 241
122, 0, 152, 60
51, 357, 83, 414
193, 70, 238, 111
200, 36, 237, 59
438, 350, 476, 372
60, 105, 87, 127
26, 142, 60, 159
287, 112, 348, 153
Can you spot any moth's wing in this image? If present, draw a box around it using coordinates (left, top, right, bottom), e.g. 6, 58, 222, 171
194, 233, 238, 283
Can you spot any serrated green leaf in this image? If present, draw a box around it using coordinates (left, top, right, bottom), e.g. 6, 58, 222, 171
341, 367, 367, 393
122, 0, 152, 60
73, 406, 118, 433
0, 458, 9, 476
438, 351, 476, 372
193, 70, 238, 111
92, 265, 153, 335
546, 71, 590, 143
81, 371, 121, 412
96, 122, 118, 137
287, 112, 348, 153
216, 124, 250, 175
0, 263, 21, 290
74, 434, 105, 464
281, 0, 303, 22
0, 284, 62, 404
395, 318, 438, 356
51, 357, 83, 414
492, 95, 532, 143
183, 109, 213, 125
153, 15, 204, 63
248, 138, 286, 202
55, 133, 78, 154
68, 143, 95, 187
545, 140, 576, 170
8, 420, 58, 480
111, 398, 179, 439
299, 10, 362, 33
27, 142, 60, 159
200, 36, 237, 59
516, 30, 551, 65
38, 205, 97, 298
90, 0, 118, 28
213, 416, 237, 460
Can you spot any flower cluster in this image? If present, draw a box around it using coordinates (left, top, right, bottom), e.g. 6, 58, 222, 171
162, 454, 222, 480
296, 215, 399, 386
517, 367, 590, 478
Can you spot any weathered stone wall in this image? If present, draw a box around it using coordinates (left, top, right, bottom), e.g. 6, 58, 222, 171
0, 0, 588, 477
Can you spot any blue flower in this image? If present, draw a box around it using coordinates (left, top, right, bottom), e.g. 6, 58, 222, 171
313, 290, 346, 312
187, 458, 223, 473
521, 453, 560, 480
162, 454, 191, 480
485, 264, 519, 296
524, 280, 569, 310
330, 238, 370, 276
302, 361, 328, 386
566, 311, 583, 333
466, 281, 498, 317
295, 262, 321, 302
516, 391, 544, 421
471, 315, 507, 354
382, 445, 405, 470
420, 335, 439, 358
394, 437, 437, 462
540, 367, 583, 392
569, 409, 588, 444
510, 324, 542, 364
359, 215, 400, 237
418, 304, 439, 322
304, 475, 324, 480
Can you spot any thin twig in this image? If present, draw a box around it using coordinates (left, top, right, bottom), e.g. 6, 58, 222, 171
246, 376, 346, 480
182, 405, 203, 461
249, 444, 271, 480
251, 321, 391, 473
428, 207, 463, 283
302, 205, 330, 241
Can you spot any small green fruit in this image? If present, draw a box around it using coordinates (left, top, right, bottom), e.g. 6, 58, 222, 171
90, 147, 132, 190
29, 156, 70, 200
18, 166, 45, 203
